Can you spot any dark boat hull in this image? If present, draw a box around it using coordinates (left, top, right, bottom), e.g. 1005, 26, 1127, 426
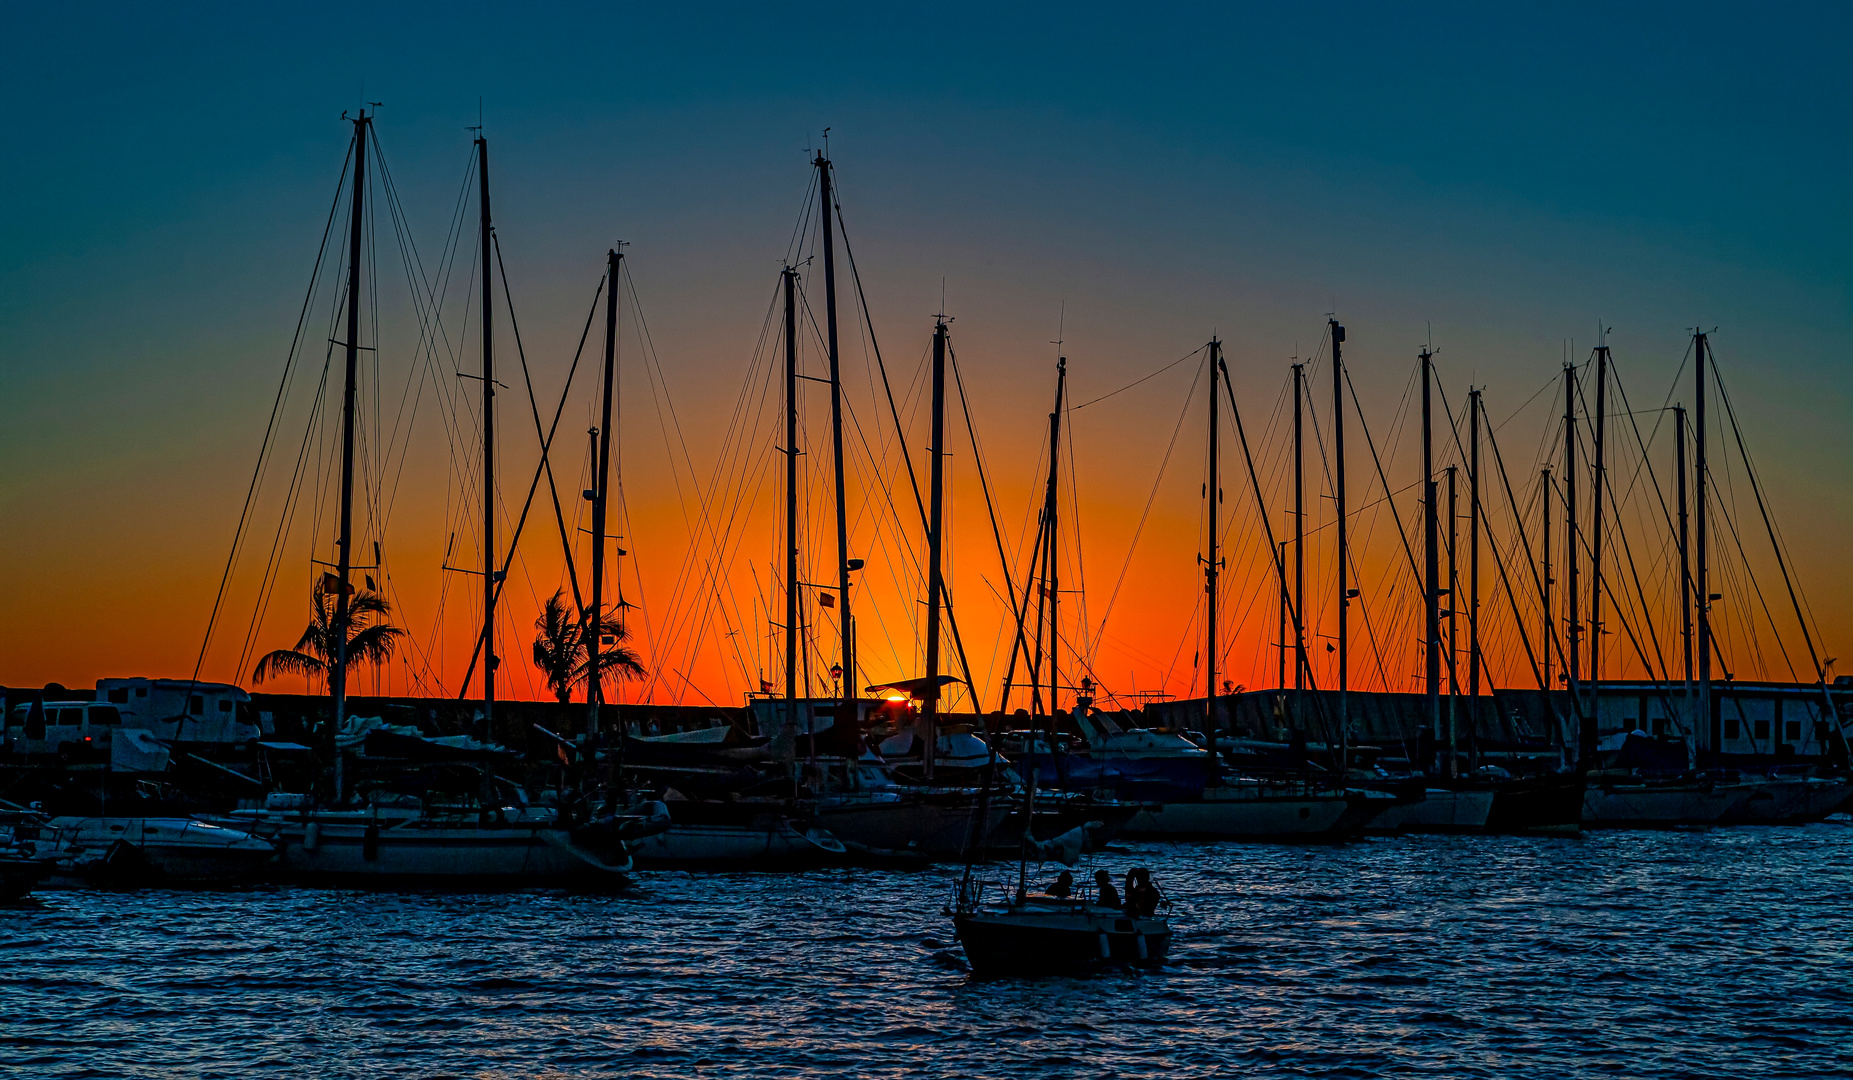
1484, 772, 1584, 833
954, 906, 1171, 976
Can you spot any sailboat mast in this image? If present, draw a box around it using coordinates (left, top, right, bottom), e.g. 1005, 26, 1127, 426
1046, 358, 1066, 731
588, 248, 621, 738
1564, 363, 1582, 765
1695, 332, 1713, 750
1446, 464, 1459, 778
1421, 347, 1440, 766
330, 109, 368, 780
923, 320, 949, 782
816, 153, 853, 743
783, 266, 800, 746
1468, 388, 1483, 772
1591, 342, 1608, 696
1675, 405, 1693, 688
1331, 320, 1348, 752
1277, 540, 1288, 692
1206, 339, 1221, 741
1292, 362, 1305, 701
477, 134, 496, 731
1542, 467, 1553, 704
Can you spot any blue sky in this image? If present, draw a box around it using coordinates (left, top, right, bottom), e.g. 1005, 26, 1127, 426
2, 1, 1847, 690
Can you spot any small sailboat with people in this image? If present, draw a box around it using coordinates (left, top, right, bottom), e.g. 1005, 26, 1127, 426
950, 702, 1173, 976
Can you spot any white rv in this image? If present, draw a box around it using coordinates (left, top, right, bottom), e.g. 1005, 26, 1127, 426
94, 679, 261, 744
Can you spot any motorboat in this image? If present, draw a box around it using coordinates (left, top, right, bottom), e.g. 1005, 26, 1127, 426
1006, 717, 1215, 803
45, 814, 279, 884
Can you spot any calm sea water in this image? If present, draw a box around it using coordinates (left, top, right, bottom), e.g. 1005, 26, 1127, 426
4, 826, 1850, 1078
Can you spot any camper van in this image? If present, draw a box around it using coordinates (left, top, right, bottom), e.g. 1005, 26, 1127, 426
2, 700, 121, 761
94, 679, 260, 745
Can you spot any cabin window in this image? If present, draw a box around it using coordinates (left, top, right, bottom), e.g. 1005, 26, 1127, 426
1754, 719, 1770, 741
1725, 717, 1740, 739
88, 706, 121, 726
1651, 717, 1667, 737
189, 695, 204, 715
218, 700, 233, 713
135, 688, 147, 697
57, 708, 84, 726
1785, 720, 1801, 742
1817, 723, 1833, 740
108, 688, 129, 704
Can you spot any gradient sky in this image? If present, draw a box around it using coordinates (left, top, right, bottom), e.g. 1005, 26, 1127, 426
3, 2, 1848, 706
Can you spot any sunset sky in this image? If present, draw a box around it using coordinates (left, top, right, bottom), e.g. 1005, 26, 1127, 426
3, 3, 1847, 708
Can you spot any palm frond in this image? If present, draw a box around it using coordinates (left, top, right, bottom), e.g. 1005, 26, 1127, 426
253, 649, 326, 684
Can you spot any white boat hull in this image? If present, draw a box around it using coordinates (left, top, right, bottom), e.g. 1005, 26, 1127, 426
1121, 787, 1353, 839
1581, 783, 1753, 827
1371, 789, 1496, 832
47, 816, 279, 883
813, 794, 1009, 859
1722, 779, 1852, 823
230, 812, 629, 883
629, 822, 845, 866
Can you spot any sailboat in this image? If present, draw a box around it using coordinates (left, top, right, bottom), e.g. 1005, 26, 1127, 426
213, 116, 640, 885
950, 702, 1172, 976
1110, 339, 1378, 840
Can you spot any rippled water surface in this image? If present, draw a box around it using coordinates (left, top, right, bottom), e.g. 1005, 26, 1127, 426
5, 826, 1851, 1078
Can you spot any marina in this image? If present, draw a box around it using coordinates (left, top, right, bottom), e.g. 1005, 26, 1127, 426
4, 6, 1849, 1076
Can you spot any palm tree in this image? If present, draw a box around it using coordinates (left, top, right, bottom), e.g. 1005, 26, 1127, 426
531, 588, 647, 704
253, 576, 406, 688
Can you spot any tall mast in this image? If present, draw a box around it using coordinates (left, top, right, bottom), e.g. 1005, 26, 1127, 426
1446, 464, 1459, 778
1695, 332, 1713, 750
1292, 361, 1306, 703
1564, 363, 1582, 765
1590, 342, 1608, 696
588, 247, 622, 739
477, 134, 496, 732
1541, 467, 1554, 722
1206, 339, 1222, 744
330, 109, 368, 785
783, 266, 799, 750
1331, 320, 1348, 754
1468, 389, 1483, 772
816, 153, 853, 744
1421, 347, 1440, 768
922, 319, 949, 781
1277, 540, 1289, 692
1046, 357, 1065, 734
1675, 405, 1693, 688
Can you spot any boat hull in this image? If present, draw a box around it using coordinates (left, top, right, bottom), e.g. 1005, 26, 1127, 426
1120, 785, 1357, 840
955, 905, 1171, 976
1581, 782, 1753, 828
813, 794, 1007, 860
1484, 773, 1585, 833
230, 813, 629, 885
47, 817, 279, 884
1370, 789, 1496, 832
1721, 778, 1852, 824
1, 856, 57, 900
